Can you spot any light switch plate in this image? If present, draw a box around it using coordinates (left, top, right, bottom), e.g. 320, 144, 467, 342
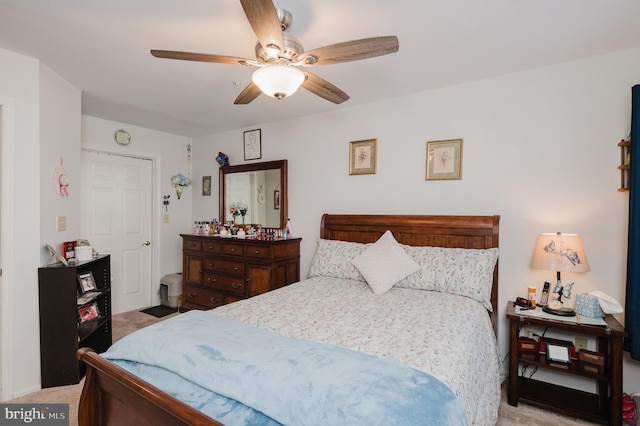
163, 213, 170, 223
56, 215, 67, 232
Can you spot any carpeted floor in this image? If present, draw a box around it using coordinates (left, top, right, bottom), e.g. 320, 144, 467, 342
5, 308, 600, 426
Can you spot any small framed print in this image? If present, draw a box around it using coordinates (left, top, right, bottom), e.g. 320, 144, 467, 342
274, 190, 280, 209
77, 271, 97, 294
202, 176, 211, 196
62, 240, 77, 260
349, 139, 377, 175
78, 303, 100, 323
243, 129, 262, 161
426, 139, 463, 180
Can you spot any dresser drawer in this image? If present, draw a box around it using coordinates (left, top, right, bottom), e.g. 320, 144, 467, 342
202, 258, 245, 276
183, 285, 226, 309
202, 241, 224, 254
203, 272, 246, 296
183, 239, 201, 251
222, 243, 245, 257
245, 244, 271, 259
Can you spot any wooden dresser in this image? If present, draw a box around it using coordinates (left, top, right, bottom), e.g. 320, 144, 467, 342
180, 234, 301, 311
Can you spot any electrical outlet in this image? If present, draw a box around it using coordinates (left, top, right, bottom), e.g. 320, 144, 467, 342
522, 327, 535, 339
575, 336, 588, 351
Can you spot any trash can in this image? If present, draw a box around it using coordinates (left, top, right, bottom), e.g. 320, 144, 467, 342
159, 273, 182, 308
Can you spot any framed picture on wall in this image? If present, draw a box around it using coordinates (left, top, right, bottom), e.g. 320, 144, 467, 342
426, 139, 463, 180
243, 129, 262, 161
202, 176, 211, 196
274, 190, 280, 209
349, 139, 377, 175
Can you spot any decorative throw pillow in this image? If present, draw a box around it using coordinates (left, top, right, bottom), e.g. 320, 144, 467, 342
351, 230, 421, 295
308, 239, 369, 282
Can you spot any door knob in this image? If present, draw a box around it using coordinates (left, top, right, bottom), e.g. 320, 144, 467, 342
142, 240, 151, 246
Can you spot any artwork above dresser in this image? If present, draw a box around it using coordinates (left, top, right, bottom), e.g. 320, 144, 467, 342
180, 234, 301, 311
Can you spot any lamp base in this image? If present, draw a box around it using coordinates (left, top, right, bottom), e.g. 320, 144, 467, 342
542, 305, 576, 317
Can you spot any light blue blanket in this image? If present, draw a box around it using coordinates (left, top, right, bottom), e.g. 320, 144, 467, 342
104, 311, 467, 425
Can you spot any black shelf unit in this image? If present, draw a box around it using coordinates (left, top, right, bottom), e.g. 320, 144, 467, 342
38, 255, 112, 388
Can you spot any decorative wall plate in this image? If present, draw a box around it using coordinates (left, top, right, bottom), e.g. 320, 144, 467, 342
114, 129, 131, 145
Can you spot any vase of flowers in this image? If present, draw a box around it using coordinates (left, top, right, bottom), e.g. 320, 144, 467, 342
229, 202, 248, 224
171, 172, 192, 199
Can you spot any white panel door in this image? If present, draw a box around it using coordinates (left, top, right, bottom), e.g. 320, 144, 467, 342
81, 150, 153, 314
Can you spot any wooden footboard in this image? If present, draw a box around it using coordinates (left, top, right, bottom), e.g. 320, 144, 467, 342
76, 347, 222, 426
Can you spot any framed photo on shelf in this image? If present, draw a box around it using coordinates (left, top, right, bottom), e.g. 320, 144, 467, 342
243, 129, 262, 161
78, 303, 100, 323
77, 271, 97, 294
426, 139, 463, 180
349, 139, 377, 175
274, 190, 280, 209
62, 240, 77, 260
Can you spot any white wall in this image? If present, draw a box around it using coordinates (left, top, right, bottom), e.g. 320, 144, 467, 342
81, 116, 193, 291
193, 47, 640, 392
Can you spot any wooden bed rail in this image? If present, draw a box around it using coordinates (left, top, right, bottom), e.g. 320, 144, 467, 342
76, 347, 222, 426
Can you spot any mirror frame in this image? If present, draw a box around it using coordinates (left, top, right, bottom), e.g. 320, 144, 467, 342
219, 160, 288, 229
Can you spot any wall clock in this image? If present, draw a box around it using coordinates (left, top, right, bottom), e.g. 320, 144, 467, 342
114, 129, 131, 146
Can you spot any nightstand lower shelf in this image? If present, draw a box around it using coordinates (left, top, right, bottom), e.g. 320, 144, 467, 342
517, 377, 608, 424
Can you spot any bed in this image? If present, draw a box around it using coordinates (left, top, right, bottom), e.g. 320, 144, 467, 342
76, 213, 501, 426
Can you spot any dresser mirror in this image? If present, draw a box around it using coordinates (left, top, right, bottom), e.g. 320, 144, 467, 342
219, 160, 287, 229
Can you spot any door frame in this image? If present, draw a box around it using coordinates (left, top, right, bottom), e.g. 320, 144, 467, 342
80, 146, 161, 312
0, 98, 16, 400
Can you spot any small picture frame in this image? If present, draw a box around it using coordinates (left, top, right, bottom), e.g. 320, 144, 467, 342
78, 303, 100, 323
349, 139, 377, 175
243, 129, 262, 161
426, 139, 463, 180
62, 240, 77, 260
202, 176, 211, 196
274, 190, 280, 209
77, 271, 97, 294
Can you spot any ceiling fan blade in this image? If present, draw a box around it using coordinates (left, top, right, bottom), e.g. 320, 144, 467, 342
151, 50, 251, 65
302, 72, 350, 104
299, 36, 399, 66
239, 0, 284, 52
234, 82, 262, 105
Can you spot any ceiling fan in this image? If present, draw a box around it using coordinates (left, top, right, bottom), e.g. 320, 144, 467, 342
151, 0, 399, 105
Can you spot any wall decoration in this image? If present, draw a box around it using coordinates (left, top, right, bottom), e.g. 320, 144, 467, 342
163, 195, 170, 211
243, 129, 262, 161
216, 151, 230, 167
202, 176, 211, 196
426, 139, 463, 180
114, 129, 131, 146
171, 172, 192, 199
52, 156, 70, 197
349, 139, 377, 175
274, 190, 280, 209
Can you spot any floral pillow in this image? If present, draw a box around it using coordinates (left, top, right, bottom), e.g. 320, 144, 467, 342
351, 231, 421, 295
308, 239, 369, 282
396, 245, 499, 311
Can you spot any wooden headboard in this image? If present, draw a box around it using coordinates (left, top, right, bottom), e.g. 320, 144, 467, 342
320, 214, 500, 334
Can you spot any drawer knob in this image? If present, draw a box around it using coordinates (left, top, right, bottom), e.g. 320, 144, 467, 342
211, 297, 221, 303
188, 292, 197, 298
254, 250, 260, 254
230, 248, 236, 252
232, 283, 241, 289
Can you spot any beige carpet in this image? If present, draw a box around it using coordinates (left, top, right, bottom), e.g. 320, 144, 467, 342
5, 309, 599, 426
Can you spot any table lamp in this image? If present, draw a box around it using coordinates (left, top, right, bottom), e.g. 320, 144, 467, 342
531, 232, 590, 315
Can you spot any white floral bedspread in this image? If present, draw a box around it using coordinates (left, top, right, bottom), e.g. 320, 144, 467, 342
213, 277, 502, 425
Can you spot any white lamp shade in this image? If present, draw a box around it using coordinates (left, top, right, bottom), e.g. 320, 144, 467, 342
531, 232, 590, 273
252, 64, 305, 100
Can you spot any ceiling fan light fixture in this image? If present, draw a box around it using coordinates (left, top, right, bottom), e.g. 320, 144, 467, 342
252, 64, 305, 100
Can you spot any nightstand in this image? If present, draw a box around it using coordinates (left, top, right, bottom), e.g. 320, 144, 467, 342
506, 302, 627, 425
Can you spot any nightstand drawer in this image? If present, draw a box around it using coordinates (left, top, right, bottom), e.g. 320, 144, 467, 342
203, 272, 246, 296
202, 258, 245, 276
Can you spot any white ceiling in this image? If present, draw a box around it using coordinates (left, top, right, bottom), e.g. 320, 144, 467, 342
1, 0, 640, 137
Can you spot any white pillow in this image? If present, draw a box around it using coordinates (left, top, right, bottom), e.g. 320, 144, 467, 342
351, 230, 420, 295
